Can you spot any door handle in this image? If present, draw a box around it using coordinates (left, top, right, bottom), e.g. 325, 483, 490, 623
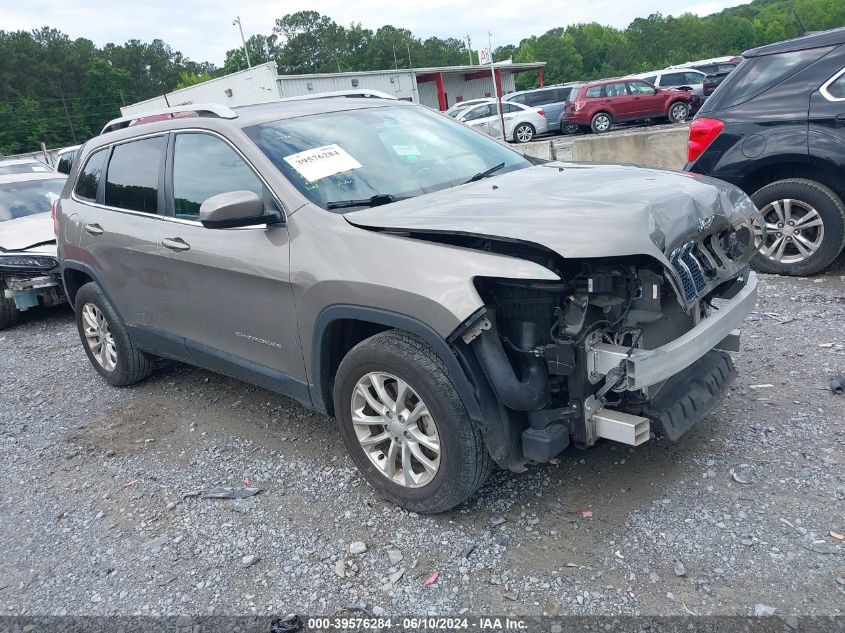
836, 113, 845, 120
161, 237, 190, 252
84, 223, 103, 236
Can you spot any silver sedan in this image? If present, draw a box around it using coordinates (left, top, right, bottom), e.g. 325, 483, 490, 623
455, 100, 548, 143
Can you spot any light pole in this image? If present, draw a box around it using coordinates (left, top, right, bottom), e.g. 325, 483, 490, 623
232, 16, 252, 69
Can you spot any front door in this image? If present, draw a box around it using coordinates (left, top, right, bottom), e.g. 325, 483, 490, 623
626, 80, 665, 117
158, 131, 307, 388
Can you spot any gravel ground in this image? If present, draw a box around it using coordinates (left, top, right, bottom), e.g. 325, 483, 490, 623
1, 263, 843, 619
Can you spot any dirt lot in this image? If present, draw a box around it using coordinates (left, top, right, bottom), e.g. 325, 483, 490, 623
0, 264, 843, 618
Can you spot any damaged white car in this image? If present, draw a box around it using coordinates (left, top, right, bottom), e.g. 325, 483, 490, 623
0, 172, 67, 329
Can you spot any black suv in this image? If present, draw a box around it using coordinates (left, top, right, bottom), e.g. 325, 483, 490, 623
686, 27, 845, 275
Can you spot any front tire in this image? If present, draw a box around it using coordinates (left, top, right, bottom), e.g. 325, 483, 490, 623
667, 101, 690, 123
560, 120, 579, 135
0, 287, 18, 330
590, 112, 612, 134
74, 282, 154, 387
333, 330, 493, 513
750, 179, 845, 275
513, 123, 535, 143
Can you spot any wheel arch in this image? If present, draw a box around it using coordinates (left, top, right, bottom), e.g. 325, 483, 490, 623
737, 159, 845, 203
61, 262, 98, 311
310, 305, 484, 423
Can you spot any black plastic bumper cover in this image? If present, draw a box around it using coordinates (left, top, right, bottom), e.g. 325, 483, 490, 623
642, 350, 737, 442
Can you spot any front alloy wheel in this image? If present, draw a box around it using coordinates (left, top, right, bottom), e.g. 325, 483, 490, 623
82, 302, 117, 371
351, 371, 441, 487
333, 330, 493, 513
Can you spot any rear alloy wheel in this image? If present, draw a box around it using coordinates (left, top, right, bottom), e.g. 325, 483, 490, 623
750, 179, 845, 275
74, 282, 155, 386
590, 112, 612, 134
333, 330, 493, 513
513, 123, 535, 143
667, 101, 690, 123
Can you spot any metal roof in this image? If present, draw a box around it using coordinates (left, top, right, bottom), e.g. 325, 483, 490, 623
276, 62, 546, 81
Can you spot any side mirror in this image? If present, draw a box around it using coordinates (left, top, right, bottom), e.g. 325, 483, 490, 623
199, 191, 283, 229
653, 87, 660, 94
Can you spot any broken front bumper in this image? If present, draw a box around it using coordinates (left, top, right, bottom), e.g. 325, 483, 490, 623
587, 271, 757, 390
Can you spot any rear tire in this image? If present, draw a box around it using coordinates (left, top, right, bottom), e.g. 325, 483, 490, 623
750, 179, 845, 276
333, 330, 493, 513
590, 112, 612, 134
513, 123, 535, 143
0, 288, 18, 330
74, 282, 155, 386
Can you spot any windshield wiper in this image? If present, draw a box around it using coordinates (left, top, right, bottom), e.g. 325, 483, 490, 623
326, 194, 406, 210
464, 162, 506, 184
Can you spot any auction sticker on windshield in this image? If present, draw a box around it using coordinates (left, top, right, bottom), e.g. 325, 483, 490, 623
283, 144, 362, 182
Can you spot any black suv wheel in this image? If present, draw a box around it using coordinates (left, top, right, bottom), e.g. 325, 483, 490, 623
750, 179, 845, 276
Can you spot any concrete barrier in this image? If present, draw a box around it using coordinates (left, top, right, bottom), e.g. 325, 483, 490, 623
570, 125, 690, 170
517, 139, 556, 161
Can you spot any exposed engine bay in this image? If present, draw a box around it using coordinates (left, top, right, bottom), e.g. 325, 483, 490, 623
449, 233, 756, 468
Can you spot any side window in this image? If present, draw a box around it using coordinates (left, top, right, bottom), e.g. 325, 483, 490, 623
641, 76, 658, 86
661, 72, 688, 86
104, 136, 166, 214
585, 85, 603, 98
74, 149, 108, 202
172, 133, 265, 221
463, 105, 491, 121
605, 82, 628, 97
509, 94, 526, 105
535, 90, 557, 105
717, 64, 737, 74
57, 150, 78, 175
824, 71, 845, 99
501, 103, 521, 113
685, 72, 704, 84
628, 81, 655, 94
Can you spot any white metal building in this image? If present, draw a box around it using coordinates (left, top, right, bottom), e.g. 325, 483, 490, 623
120, 60, 547, 116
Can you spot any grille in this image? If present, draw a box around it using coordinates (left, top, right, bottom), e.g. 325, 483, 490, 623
671, 243, 709, 302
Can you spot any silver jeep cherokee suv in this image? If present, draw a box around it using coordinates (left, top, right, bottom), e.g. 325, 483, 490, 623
57, 97, 761, 512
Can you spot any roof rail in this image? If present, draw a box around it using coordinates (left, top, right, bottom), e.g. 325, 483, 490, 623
100, 103, 238, 135
279, 89, 399, 102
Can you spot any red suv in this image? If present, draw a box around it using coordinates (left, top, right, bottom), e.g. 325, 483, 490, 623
564, 78, 693, 134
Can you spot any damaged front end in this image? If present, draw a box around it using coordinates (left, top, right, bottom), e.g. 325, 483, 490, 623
0, 249, 65, 314
456, 241, 756, 469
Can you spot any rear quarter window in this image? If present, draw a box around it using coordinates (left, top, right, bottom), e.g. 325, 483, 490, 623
704, 46, 834, 111
585, 85, 603, 98
74, 149, 108, 201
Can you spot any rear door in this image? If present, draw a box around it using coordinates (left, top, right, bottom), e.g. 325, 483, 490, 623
527, 88, 561, 129
76, 135, 175, 338
460, 104, 495, 135
603, 81, 636, 119
159, 130, 306, 384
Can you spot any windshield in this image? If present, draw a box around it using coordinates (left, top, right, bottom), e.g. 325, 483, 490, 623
0, 178, 65, 222
0, 162, 53, 176
244, 104, 530, 211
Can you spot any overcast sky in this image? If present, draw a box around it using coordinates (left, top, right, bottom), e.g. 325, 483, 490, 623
6, 0, 749, 65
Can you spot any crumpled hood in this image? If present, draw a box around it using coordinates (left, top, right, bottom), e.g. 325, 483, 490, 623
345, 162, 761, 265
0, 212, 56, 253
